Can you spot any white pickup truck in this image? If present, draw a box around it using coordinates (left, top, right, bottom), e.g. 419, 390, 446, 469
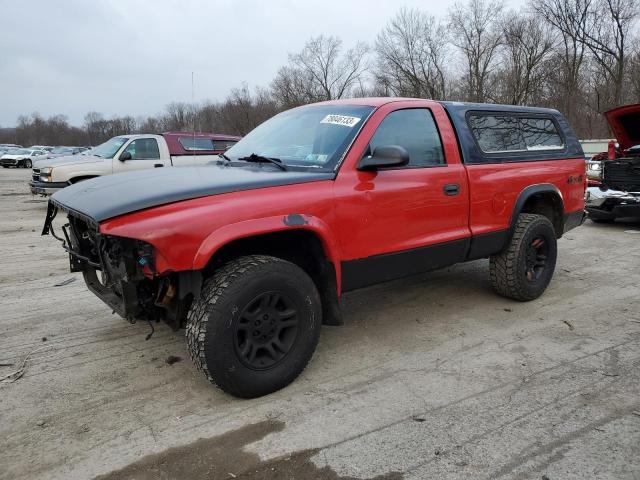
30, 132, 240, 195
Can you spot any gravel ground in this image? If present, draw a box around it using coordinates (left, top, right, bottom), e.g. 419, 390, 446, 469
0, 168, 639, 480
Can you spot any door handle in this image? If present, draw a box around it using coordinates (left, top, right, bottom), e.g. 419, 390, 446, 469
154, 163, 164, 168
443, 183, 460, 196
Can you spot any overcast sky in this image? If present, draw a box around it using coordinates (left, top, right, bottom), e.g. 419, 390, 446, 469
0, 0, 524, 127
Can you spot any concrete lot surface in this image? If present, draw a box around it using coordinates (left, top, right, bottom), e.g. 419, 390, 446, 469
0, 168, 639, 480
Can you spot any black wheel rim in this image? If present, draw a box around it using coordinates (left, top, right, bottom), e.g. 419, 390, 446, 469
525, 236, 549, 282
25, 160, 31, 168
234, 291, 299, 370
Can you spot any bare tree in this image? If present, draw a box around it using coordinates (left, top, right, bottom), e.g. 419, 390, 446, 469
581, 0, 638, 107
271, 65, 317, 108
12, 113, 88, 146
162, 102, 195, 131
530, 0, 592, 130
217, 83, 280, 135
374, 8, 449, 99
271, 35, 369, 106
449, 0, 505, 102
495, 12, 554, 104
626, 47, 640, 100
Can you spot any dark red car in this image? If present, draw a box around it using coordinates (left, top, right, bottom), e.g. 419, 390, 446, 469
43, 98, 586, 398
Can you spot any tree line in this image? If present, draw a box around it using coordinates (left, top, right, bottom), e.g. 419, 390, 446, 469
2, 0, 638, 147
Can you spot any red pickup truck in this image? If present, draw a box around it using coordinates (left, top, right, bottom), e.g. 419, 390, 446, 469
43, 98, 586, 398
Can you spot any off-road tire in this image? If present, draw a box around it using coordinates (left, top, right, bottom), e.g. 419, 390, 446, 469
186, 255, 322, 398
490, 213, 557, 301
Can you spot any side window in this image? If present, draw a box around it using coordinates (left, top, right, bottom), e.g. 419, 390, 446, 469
213, 140, 237, 151
469, 114, 564, 153
178, 137, 215, 151
123, 138, 160, 160
520, 118, 564, 150
468, 115, 525, 153
368, 109, 445, 167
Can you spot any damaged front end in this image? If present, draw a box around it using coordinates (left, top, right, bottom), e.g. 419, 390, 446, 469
586, 156, 640, 220
42, 201, 199, 329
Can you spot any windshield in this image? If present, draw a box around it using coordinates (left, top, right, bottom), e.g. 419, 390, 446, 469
225, 105, 374, 170
91, 137, 128, 158
50, 147, 74, 154
9, 148, 29, 155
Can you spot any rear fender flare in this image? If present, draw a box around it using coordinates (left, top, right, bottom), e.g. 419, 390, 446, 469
505, 183, 564, 247
192, 214, 342, 289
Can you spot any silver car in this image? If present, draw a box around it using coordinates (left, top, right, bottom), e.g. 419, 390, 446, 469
0, 148, 48, 168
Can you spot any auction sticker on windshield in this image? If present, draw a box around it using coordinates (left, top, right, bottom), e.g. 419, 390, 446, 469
320, 115, 361, 127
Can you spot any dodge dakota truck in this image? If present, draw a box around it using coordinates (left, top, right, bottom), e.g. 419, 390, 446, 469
42, 98, 586, 398
30, 132, 240, 195
586, 104, 640, 221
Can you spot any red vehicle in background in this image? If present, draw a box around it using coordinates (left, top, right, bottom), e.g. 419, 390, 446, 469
586, 104, 640, 222
29, 131, 241, 196
43, 98, 586, 398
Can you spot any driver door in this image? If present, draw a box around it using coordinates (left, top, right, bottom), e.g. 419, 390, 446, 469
334, 104, 471, 290
113, 138, 169, 173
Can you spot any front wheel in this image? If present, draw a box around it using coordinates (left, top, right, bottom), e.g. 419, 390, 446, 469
23, 159, 32, 168
490, 213, 557, 301
186, 255, 322, 398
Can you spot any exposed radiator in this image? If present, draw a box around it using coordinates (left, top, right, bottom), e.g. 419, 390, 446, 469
604, 158, 640, 192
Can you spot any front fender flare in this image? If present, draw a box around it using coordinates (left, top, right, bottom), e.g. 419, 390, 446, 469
191, 213, 343, 288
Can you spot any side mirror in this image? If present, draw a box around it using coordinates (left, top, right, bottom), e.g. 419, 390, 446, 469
119, 151, 132, 161
357, 145, 409, 171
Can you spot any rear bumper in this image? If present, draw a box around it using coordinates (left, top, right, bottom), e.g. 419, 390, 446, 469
585, 186, 640, 219
29, 180, 67, 195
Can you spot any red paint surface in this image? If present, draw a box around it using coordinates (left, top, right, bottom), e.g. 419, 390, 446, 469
604, 104, 640, 151
101, 99, 586, 294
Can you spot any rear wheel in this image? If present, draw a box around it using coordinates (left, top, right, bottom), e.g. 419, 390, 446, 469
490, 213, 557, 301
186, 255, 322, 398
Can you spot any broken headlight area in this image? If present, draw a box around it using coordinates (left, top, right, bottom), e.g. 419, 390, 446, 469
44, 203, 197, 330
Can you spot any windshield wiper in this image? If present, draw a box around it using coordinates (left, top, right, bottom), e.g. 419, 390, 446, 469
238, 153, 287, 171
218, 153, 231, 162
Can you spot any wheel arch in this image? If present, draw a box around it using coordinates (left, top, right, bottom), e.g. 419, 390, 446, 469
69, 175, 99, 184
508, 184, 565, 244
192, 215, 343, 325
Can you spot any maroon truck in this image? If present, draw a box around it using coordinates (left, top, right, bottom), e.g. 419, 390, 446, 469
29, 132, 241, 196
43, 98, 586, 398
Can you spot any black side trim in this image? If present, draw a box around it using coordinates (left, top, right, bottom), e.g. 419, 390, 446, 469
563, 210, 586, 232
466, 230, 508, 260
341, 238, 470, 292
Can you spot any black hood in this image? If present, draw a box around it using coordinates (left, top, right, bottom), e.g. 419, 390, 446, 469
50, 164, 333, 222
